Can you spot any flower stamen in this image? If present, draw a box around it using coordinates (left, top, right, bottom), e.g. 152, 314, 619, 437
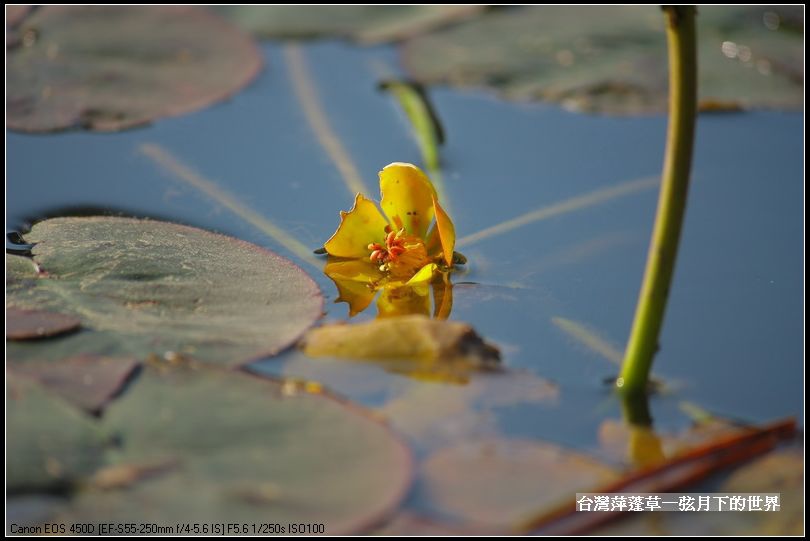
367, 227, 430, 277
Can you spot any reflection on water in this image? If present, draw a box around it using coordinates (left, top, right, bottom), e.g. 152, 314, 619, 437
7, 40, 803, 460
324, 256, 454, 319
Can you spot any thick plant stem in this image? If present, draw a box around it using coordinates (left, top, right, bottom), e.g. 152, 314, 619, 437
619, 6, 697, 395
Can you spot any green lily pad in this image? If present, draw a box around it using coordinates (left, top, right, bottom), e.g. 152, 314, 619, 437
6, 217, 323, 366
401, 6, 803, 114
56, 362, 413, 534
217, 5, 483, 44
7, 253, 38, 283
9, 355, 140, 414
374, 512, 491, 535
7, 373, 106, 493
717, 446, 803, 535
592, 445, 804, 536
7, 6, 262, 132
417, 439, 619, 529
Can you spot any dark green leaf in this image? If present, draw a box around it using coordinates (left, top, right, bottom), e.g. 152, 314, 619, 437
9, 355, 140, 414
7, 217, 323, 366
7, 373, 106, 493
217, 5, 483, 44
417, 438, 619, 529
55, 362, 413, 534
7, 307, 81, 340
401, 6, 803, 114
7, 6, 262, 132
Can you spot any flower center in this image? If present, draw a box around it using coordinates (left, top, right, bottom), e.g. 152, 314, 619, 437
368, 227, 429, 277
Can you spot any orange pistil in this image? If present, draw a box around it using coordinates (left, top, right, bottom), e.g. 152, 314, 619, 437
367, 228, 429, 276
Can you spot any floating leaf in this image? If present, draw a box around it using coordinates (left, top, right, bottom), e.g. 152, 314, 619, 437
718, 447, 803, 535
374, 512, 491, 535
217, 5, 483, 44
7, 373, 106, 493
302, 315, 500, 382
7, 6, 262, 132
417, 439, 619, 529
591, 441, 802, 535
8, 355, 140, 414
6, 307, 81, 340
7, 253, 38, 283
401, 6, 803, 114
531, 418, 796, 534
6, 217, 323, 366
6, 5, 32, 28
54, 362, 412, 534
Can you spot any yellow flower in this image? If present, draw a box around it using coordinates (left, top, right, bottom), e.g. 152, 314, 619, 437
321, 162, 459, 318
324, 162, 456, 278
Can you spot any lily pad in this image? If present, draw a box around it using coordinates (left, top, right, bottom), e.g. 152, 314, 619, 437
55, 362, 413, 534
7, 6, 262, 132
6, 307, 81, 340
8, 355, 140, 414
217, 5, 483, 44
6, 5, 32, 28
417, 439, 619, 529
592, 445, 803, 536
401, 6, 803, 114
7, 253, 38, 283
7, 373, 106, 493
6, 217, 323, 366
374, 512, 491, 535
718, 446, 803, 535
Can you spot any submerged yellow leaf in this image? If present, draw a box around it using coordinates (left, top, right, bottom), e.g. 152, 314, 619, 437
302, 315, 500, 366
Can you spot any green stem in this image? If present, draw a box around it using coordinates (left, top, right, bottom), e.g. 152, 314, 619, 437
619, 6, 697, 395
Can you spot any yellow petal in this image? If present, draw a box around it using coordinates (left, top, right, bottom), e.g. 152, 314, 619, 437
432, 196, 455, 266
323, 258, 384, 317
324, 193, 388, 258
379, 163, 437, 239
406, 263, 438, 285
324, 257, 385, 283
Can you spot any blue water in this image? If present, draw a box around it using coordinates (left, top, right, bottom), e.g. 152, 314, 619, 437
7, 41, 804, 460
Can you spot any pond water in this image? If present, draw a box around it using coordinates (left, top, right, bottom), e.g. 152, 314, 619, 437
7, 39, 803, 471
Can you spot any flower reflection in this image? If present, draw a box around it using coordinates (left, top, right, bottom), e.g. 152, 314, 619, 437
324, 257, 453, 319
